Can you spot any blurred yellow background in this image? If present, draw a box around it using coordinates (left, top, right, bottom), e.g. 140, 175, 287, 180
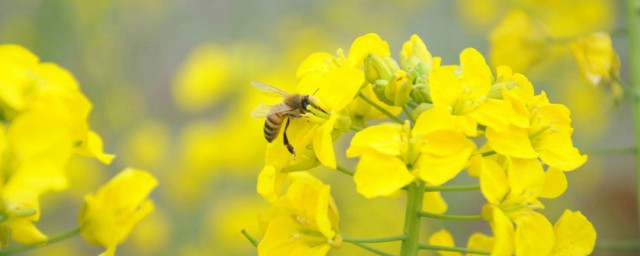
0, 0, 633, 255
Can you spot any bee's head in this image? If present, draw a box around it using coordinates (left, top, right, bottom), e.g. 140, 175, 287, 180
303, 95, 327, 114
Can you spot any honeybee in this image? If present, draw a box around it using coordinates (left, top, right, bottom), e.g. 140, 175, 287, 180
251, 82, 324, 156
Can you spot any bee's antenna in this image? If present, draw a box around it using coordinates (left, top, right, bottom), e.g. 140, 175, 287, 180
312, 88, 320, 96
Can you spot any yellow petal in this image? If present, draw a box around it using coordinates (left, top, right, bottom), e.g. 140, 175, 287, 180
313, 115, 338, 169
470, 98, 512, 131
423, 191, 448, 214
552, 210, 596, 256
514, 212, 554, 256
486, 126, 537, 159
491, 208, 515, 256
347, 33, 390, 68
80, 131, 116, 164
296, 52, 335, 79
400, 34, 433, 70
429, 229, 462, 256
507, 158, 545, 198
480, 158, 509, 204
417, 130, 475, 186
8, 218, 47, 244
315, 67, 364, 112
346, 122, 402, 158
257, 165, 287, 203
354, 152, 414, 198
539, 167, 568, 199
536, 131, 588, 171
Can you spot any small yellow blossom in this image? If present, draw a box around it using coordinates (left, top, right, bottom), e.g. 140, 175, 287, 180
258, 173, 340, 256
79, 168, 158, 256
571, 32, 622, 101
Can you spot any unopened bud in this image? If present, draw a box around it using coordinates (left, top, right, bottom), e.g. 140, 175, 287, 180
364, 54, 399, 84
384, 70, 412, 106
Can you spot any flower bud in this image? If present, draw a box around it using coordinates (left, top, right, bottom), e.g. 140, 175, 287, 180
371, 79, 394, 106
384, 70, 412, 106
410, 80, 432, 104
364, 54, 399, 84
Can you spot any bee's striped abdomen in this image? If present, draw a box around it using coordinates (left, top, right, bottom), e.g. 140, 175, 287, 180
264, 112, 284, 142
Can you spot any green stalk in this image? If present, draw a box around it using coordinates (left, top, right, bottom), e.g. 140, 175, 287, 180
596, 240, 640, 250
346, 241, 396, 256
342, 234, 407, 244
627, 0, 640, 235
419, 244, 490, 255
402, 105, 415, 123
424, 185, 480, 192
0, 227, 81, 255
399, 180, 425, 256
336, 165, 355, 176
419, 212, 482, 221
241, 229, 259, 247
358, 92, 404, 124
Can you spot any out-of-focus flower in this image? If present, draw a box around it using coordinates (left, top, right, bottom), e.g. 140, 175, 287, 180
0, 44, 114, 164
79, 168, 158, 256
571, 32, 622, 101
0, 44, 114, 247
173, 45, 232, 113
258, 173, 341, 256
489, 9, 549, 72
346, 107, 475, 198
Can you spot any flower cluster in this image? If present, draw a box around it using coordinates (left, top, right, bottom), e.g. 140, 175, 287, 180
0, 44, 157, 255
254, 33, 595, 256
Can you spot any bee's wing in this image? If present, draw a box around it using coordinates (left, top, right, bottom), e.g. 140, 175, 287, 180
251, 104, 273, 118
251, 104, 293, 118
251, 81, 290, 98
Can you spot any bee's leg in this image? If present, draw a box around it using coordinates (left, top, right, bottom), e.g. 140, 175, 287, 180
283, 118, 296, 157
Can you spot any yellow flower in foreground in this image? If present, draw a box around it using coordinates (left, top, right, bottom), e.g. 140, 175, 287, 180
347, 106, 475, 198
79, 168, 158, 256
469, 209, 595, 256
472, 156, 595, 255
259, 173, 340, 256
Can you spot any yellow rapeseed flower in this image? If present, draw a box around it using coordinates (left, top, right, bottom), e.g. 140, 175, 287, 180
258, 173, 340, 256
346, 106, 475, 198
571, 32, 622, 101
79, 168, 158, 256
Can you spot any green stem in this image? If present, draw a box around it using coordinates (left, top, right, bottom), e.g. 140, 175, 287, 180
583, 146, 636, 155
595, 240, 640, 250
336, 165, 355, 176
399, 180, 425, 256
0, 227, 81, 255
424, 185, 480, 192
345, 240, 396, 256
358, 92, 404, 124
342, 234, 407, 244
419, 244, 490, 255
419, 212, 482, 221
241, 229, 259, 247
481, 150, 496, 157
627, 0, 640, 237
402, 105, 415, 124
